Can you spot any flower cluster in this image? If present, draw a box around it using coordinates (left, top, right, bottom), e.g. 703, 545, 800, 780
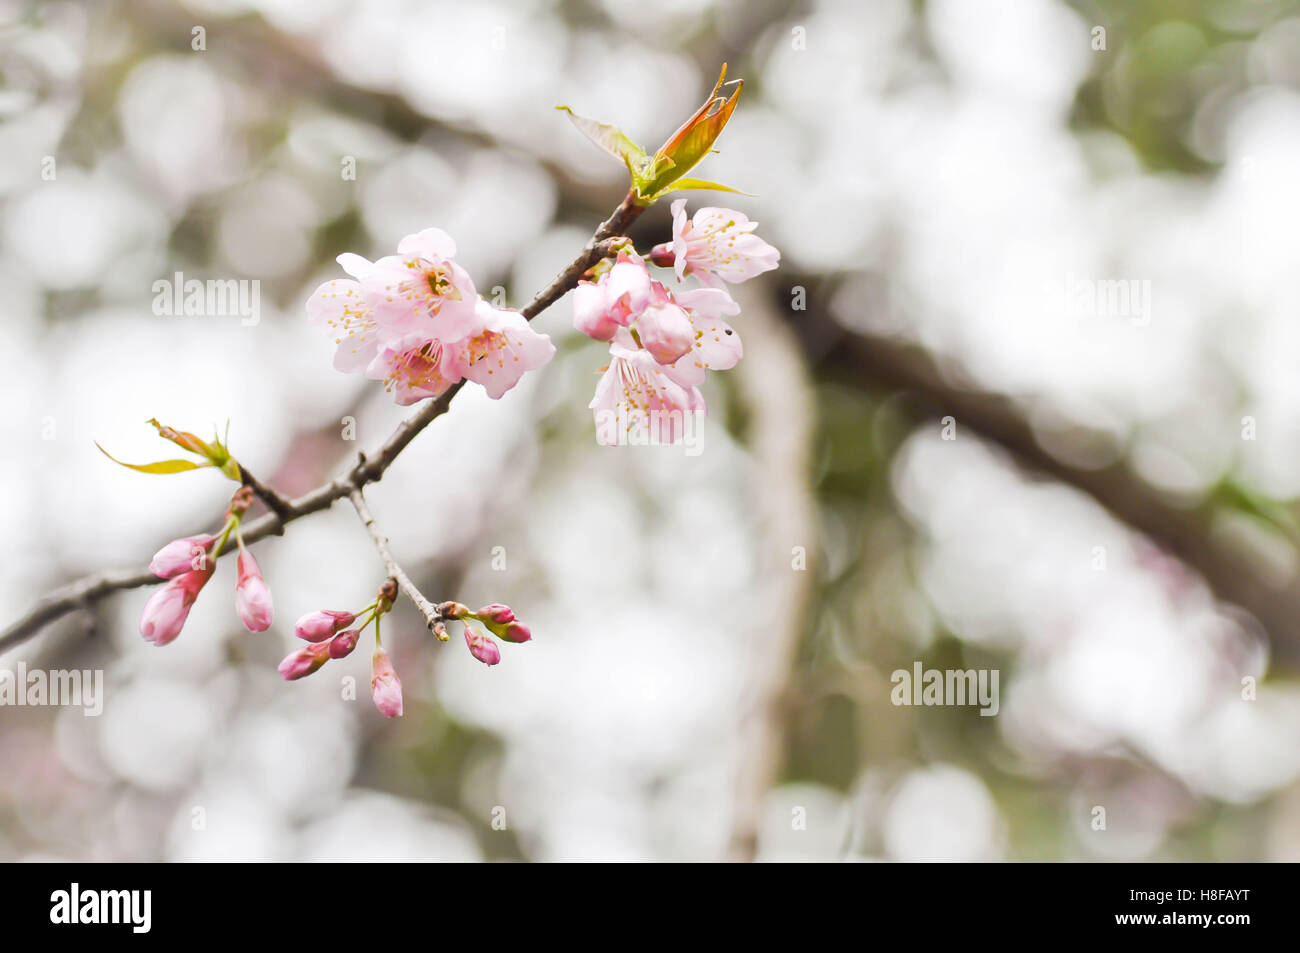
280, 578, 402, 716
280, 584, 533, 718
89, 68, 775, 728
140, 486, 273, 645
307, 228, 555, 405
440, 601, 532, 667
573, 201, 778, 444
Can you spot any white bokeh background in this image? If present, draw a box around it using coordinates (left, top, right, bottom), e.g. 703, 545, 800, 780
2, 0, 1299, 861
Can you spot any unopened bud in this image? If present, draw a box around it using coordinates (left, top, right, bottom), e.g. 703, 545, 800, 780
329, 629, 360, 659
278, 641, 332, 680
294, 609, 356, 642
371, 647, 403, 718
149, 534, 217, 579
140, 564, 215, 646
648, 243, 675, 268
235, 549, 273, 632
463, 626, 501, 667
468, 603, 532, 643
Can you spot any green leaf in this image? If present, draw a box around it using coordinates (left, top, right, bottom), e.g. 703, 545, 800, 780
555, 106, 647, 176
640, 64, 743, 198
96, 443, 213, 475
646, 177, 752, 201
147, 417, 216, 459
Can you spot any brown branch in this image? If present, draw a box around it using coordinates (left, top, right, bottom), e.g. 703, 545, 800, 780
0, 194, 644, 655
347, 487, 443, 633
238, 465, 294, 526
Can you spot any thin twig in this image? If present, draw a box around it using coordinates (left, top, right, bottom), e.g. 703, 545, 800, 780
0, 193, 644, 655
347, 487, 443, 633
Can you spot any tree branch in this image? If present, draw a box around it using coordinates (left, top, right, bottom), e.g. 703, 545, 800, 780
238, 465, 294, 526
0, 194, 644, 655
347, 487, 443, 634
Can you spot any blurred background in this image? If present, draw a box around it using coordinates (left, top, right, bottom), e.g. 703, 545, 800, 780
2, 0, 1300, 862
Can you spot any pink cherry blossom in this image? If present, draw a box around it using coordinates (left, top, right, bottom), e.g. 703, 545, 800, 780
278, 640, 332, 681
234, 549, 274, 632
445, 298, 556, 399
148, 534, 215, 579
139, 564, 214, 646
366, 333, 462, 406
665, 286, 744, 387
572, 254, 654, 342
590, 330, 706, 446
364, 228, 479, 342
307, 229, 480, 382
655, 199, 779, 287
371, 648, 403, 717
294, 609, 356, 643
306, 253, 385, 373
464, 626, 501, 666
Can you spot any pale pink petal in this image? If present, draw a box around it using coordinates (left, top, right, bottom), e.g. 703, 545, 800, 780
452, 300, 556, 399
670, 198, 690, 283
589, 344, 707, 446
307, 277, 382, 373
572, 281, 621, 341
396, 227, 457, 261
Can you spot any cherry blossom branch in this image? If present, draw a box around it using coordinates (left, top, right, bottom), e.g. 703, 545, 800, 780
0, 195, 645, 655
347, 487, 443, 634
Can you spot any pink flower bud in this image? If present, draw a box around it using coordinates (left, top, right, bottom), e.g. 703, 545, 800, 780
278, 641, 332, 681
464, 626, 501, 666
572, 254, 654, 343
500, 621, 532, 644
329, 629, 359, 659
648, 243, 676, 268
475, 604, 515, 625
635, 294, 694, 365
139, 565, 214, 645
371, 648, 403, 718
469, 604, 531, 643
294, 609, 355, 642
149, 534, 216, 579
235, 549, 274, 632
